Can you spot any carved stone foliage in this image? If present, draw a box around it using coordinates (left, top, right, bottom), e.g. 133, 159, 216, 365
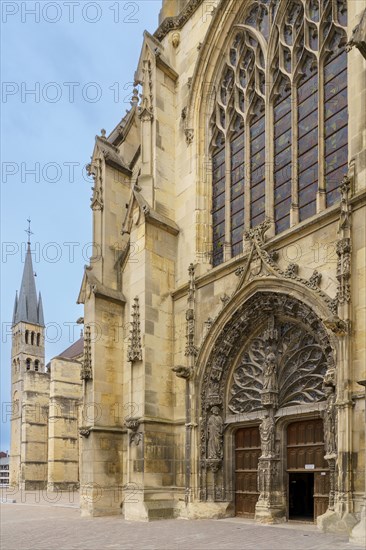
127, 297, 142, 362
228, 319, 327, 414
234, 219, 338, 315
80, 324, 92, 381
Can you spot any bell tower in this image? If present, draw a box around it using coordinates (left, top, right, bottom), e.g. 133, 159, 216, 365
10, 221, 49, 489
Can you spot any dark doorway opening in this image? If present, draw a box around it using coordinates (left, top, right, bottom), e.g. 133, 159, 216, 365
288, 473, 314, 520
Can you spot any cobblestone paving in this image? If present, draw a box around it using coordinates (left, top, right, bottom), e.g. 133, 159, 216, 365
1, 500, 364, 550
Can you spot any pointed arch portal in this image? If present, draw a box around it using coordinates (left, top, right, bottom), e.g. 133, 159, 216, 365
198, 291, 336, 522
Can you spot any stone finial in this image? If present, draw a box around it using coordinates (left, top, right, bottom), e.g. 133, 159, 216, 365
130, 88, 139, 107
127, 297, 143, 362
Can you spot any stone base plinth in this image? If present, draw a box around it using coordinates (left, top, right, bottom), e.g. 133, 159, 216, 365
123, 499, 176, 521
317, 509, 358, 534
255, 501, 286, 524
80, 486, 123, 517
47, 482, 79, 492
177, 501, 232, 520
349, 507, 366, 546
20, 481, 47, 491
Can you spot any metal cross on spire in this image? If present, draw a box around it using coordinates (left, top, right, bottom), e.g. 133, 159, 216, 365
25, 218, 33, 245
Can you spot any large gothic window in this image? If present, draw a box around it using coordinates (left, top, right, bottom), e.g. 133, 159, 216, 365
210, 0, 348, 267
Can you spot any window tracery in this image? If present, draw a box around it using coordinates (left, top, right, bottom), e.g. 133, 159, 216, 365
210, 0, 348, 267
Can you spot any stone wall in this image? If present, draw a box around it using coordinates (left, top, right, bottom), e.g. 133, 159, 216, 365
48, 357, 82, 490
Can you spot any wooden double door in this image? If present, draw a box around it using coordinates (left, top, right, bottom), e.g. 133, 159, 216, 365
287, 418, 330, 520
234, 419, 330, 520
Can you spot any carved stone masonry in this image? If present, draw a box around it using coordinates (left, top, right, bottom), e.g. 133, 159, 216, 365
261, 316, 279, 409
87, 157, 103, 211
139, 57, 153, 116
322, 382, 338, 510
207, 406, 223, 460
323, 385, 337, 458
259, 413, 276, 459
336, 238, 351, 305
346, 8, 366, 59
238, 218, 338, 315
125, 416, 142, 446
185, 264, 198, 358
336, 176, 352, 307
172, 365, 192, 379
185, 128, 194, 145
127, 297, 142, 362
81, 324, 92, 381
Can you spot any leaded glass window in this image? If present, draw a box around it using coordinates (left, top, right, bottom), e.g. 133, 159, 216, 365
210, 0, 348, 267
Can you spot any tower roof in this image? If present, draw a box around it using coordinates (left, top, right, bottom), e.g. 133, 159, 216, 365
13, 244, 44, 326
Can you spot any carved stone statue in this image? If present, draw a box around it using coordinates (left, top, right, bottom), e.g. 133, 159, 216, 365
262, 348, 278, 393
259, 413, 275, 458
207, 406, 223, 459
324, 386, 337, 456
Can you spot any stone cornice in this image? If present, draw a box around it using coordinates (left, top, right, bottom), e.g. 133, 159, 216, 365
77, 268, 126, 305
154, 0, 206, 42
96, 136, 132, 176
134, 190, 180, 236
108, 107, 137, 148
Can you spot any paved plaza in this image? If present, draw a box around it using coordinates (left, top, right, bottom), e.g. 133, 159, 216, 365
0, 492, 364, 550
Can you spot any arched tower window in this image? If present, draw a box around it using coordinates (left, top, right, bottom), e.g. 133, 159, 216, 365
34, 360, 39, 372
36, 333, 40, 346
31, 332, 35, 345
210, 0, 348, 267
26, 358, 31, 371
25, 330, 29, 344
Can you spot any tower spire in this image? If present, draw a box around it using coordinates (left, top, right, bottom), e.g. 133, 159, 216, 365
13, 220, 44, 326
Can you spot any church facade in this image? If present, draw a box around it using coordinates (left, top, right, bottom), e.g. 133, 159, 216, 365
77, 0, 366, 541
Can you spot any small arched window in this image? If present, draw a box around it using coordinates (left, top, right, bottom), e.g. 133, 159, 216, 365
31, 332, 35, 345
37, 333, 40, 346
25, 330, 29, 344
26, 358, 31, 371
34, 360, 39, 372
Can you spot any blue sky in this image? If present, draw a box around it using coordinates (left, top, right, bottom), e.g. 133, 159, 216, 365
1, 0, 162, 450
